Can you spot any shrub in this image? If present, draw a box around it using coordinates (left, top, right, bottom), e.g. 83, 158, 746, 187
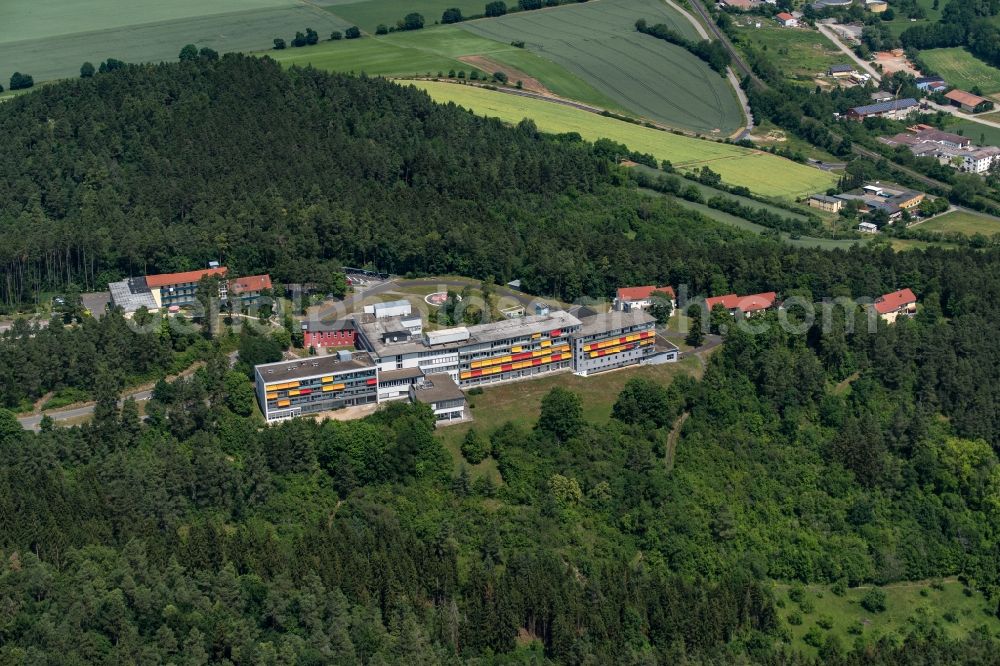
9, 72, 33, 90
345, 26, 361, 39
376, 24, 389, 35
461, 429, 491, 464
486, 0, 508, 16
816, 615, 834, 630
442, 7, 464, 23
401, 12, 424, 30
803, 627, 825, 648
861, 588, 887, 613
788, 612, 803, 626
511, 40, 525, 48
799, 599, 815, 614
330, 30, 342, 40
273, 38, 287, 49
493, 71, 508, 83
832, 579, 847, 596
847, 620, 864, 635
788, 584, 805, 603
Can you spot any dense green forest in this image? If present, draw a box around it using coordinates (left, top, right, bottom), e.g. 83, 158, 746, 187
2, 55, 1000, 663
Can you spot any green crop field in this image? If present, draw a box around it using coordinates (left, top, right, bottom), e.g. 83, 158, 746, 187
920, 47, 1000, 94
411, 81, 837, 198
459, 0, 746, 135
269, 24, 623, 109
917, 210, 1000, 236
0, 0, 351, 85
774, 579, 1000, 657
319, 0, 488, 32
945, 117, 1000, 146
733, 24, 846, 81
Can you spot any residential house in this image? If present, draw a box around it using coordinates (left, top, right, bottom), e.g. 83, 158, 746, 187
776, 11, 798, 26
613, 285, 676, 312
874, 288, 917, 323
704, 291, 777, 316
858, 221, 879, 233
228, 274, 272, 305
145, 267, 228, 309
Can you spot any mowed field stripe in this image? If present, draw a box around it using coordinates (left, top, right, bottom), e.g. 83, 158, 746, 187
410, 81, 836, 198
459, 0, 744, 134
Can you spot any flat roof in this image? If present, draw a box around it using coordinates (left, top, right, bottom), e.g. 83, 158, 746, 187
412, 374, 465, 405
464, 310, 582, 344
576, 310, 655, 337
256, 352, 375, 383
108, 277, 158, 313
379, 367, 425, 382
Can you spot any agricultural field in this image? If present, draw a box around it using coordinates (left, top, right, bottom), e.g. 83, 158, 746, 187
318, 0, 487, 32
0, 0, 350, 84
411, 80, 837, 198
732, 24, 845, 82
920, 47, 1000, 94
460, 0, 746, 135
916, 209, 1000, 236
945, 118, 1000, 146
269, 24, 623, 109
774, 579, 1000, 657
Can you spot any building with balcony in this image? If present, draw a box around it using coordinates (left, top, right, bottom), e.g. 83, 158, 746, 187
254, 351, 378, 422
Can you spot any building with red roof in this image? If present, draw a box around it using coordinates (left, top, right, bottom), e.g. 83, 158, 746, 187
704, 291, 777, 316
944, 89, 989, 113
874, 288, 917, 323
614, 285, 676, 312
229, 274, 272, 305
776, 11, 797, 25
145, 267, 228, 308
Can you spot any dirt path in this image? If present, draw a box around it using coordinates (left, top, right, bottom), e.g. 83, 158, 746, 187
665, 411, 690, 470
458, 55, 552, 95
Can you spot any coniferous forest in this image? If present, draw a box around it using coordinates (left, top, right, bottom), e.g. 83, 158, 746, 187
1, 56, 1000, 663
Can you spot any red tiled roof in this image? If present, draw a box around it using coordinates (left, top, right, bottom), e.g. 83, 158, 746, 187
705, 292, 777, 313
944, 89, 987, 107
874, 288, 916, 314
145, 267, 227, 287
616, 285, 675, 301
229, 274, 272, 294
776, 11, 795, 20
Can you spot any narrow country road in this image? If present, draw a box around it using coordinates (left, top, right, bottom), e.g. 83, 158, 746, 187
662, 0, 754, 137
816, 24, 882, 82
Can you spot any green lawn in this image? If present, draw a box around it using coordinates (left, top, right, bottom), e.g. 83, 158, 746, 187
733, 25, 846, 81
916, 210, 1000, 236
411, 80, 837, 198
460, 0, 746, 135
774, 579, 1000, 657
268, 25, 622, 109
920, 47, 1000, 94
438, 356, 703, 453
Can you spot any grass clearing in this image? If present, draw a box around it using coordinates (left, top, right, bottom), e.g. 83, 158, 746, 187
460, 0, 745, 135
411, 81, 837, 198
915, 209, 1000, 236
774, 579, 1000, 657
437, 356, 704, 452
920, 47, 1000, 94
733, 24, 846, 81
